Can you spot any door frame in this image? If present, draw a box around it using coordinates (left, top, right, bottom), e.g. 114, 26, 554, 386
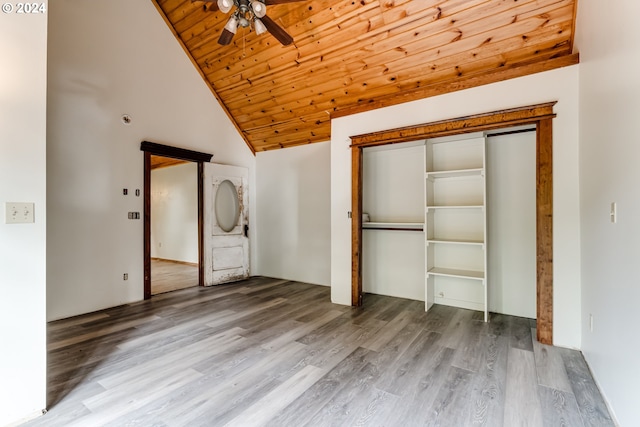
349, 102, 556, 345
140, 141, 213, 299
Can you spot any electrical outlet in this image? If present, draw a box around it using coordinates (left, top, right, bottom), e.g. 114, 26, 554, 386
123, 273, 128, 281
589, 314, 594, 332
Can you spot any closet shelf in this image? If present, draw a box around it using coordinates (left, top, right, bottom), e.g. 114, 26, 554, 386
363, 222, 424, 231
426, 205, 484, 211
426, 168, 484, 179
426, 238, 484, 247
427, 267, 485, 280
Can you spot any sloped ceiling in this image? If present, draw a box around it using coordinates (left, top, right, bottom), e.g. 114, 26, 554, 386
152, 0, 578, 153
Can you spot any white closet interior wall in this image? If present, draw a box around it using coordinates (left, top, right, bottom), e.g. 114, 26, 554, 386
362, 142, 425, 301
486, 129, 536, 318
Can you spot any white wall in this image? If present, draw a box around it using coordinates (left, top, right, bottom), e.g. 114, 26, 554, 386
0, 3, 48, 425
255, 141, 331, 285
332, 65, 581, 349
576, 1, 640, 424
47, 0, 256, 321
151, 163, 198, 263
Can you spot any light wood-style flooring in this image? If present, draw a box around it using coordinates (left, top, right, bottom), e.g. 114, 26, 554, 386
25, 278, 613, 426
151, 258, 198, 295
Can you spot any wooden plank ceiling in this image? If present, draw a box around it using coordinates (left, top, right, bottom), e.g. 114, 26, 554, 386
152, 0, 578, 153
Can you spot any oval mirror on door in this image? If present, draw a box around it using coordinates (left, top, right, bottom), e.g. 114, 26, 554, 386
215, 179, 240, 232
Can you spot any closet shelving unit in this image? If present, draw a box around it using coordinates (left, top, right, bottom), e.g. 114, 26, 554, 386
425, 135, 488, 321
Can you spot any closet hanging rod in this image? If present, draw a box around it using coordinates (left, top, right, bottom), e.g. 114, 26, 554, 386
362, 227, 424, 232
486, 128, 536, 138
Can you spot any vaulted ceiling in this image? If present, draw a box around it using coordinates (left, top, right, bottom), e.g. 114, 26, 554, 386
152, 0, 578, 153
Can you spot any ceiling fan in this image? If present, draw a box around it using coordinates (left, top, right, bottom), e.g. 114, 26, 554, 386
196, 0, 305, 46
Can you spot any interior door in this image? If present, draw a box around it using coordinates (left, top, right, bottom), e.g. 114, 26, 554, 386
203, 163, 249, 285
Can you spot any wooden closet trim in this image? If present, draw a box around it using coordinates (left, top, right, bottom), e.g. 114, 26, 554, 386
350, 102, 556, 345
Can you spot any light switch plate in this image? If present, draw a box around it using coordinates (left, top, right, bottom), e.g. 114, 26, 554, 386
5, 202, 35, 224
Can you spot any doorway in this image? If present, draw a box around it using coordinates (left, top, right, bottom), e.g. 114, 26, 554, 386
150, 156, 199, 294
141, 141, 213, 299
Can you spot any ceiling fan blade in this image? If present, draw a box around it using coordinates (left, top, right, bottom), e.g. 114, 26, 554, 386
218, 28, 236, 45
261, 14, 294, 45
264, 0, 307, 4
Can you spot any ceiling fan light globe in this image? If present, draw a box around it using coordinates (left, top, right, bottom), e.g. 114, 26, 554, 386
238, 16, 250, 28
217, 0, 233, 13
254, 18, 267, 35
224, 16, 238, 33
250, 1, 266, 18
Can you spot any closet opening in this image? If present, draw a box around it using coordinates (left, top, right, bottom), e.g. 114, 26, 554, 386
350, 103, 555, 344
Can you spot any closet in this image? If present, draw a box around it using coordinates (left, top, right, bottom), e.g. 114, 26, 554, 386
361, 129, 535, 321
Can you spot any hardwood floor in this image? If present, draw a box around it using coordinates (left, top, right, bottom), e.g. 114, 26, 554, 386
25, 278, 613, 426
151, 258, 198, 295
